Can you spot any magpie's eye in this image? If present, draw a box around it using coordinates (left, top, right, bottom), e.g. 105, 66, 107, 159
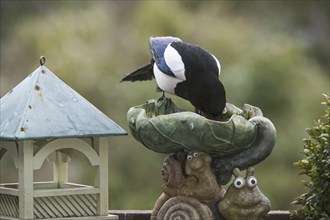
233, 177, 245, 189
247, 176, 258, 188
193, 152, 199, 158
187, 155, 193, 160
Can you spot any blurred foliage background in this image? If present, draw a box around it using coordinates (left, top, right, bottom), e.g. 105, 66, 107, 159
0, 0, 329, 211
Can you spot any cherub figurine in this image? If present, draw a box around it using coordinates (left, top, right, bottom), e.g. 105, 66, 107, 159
218, 167, 271, 220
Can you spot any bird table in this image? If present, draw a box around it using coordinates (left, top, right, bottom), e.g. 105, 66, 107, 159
0, 57, 127, 220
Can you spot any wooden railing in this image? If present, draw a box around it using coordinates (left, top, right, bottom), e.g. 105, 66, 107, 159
109, 210, 302, 220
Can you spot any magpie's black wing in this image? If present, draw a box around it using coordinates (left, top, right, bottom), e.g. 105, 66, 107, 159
170, 41, 221, 78
174, 81, 190, 101
121, 63, 154, 82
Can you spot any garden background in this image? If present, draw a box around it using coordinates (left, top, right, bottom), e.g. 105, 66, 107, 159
1, 0, 329, 211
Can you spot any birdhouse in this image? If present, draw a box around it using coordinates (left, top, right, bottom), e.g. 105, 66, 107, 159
0, 57, 127, 220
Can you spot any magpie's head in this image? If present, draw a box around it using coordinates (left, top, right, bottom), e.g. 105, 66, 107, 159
196, 78, 226, 119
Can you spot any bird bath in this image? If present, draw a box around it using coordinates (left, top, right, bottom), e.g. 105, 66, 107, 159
127, 97, 276, 219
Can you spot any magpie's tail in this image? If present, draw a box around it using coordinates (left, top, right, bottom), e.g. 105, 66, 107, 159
120, 64, 154, 82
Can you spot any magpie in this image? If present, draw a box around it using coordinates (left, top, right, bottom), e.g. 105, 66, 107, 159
121, 36, 226, 119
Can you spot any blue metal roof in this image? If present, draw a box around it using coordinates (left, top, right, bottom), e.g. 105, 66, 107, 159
0, 61, 127, 140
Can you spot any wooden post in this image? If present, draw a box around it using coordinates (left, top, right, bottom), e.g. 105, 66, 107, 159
53, 150, 69, 185
18, 140, 34, 219
94, 137, 109, 216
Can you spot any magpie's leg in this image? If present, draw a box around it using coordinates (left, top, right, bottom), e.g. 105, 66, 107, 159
156, 86, 166, 99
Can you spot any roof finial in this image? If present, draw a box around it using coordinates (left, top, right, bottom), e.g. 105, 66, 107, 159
40, 56, 46, 66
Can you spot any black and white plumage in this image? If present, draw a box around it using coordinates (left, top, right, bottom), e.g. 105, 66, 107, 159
121, 36, 226, 119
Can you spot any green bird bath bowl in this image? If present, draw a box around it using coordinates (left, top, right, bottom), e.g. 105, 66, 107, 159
127, 98, 276, 184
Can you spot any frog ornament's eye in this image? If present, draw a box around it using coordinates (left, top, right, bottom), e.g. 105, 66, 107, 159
245, 167, 258, 188
187, 154, 193, 160
246, 176, 258, 188
232, 168, 245, 189
193, 152, 199, 158
233, 177, 245, 189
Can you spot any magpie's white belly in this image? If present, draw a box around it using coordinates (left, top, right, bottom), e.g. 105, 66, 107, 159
153, 64, 184, 94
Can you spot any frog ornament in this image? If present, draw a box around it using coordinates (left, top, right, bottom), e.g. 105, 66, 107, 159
218, 167, 271, 220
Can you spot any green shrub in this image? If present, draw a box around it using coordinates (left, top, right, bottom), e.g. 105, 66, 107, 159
292, 94, 330, 220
